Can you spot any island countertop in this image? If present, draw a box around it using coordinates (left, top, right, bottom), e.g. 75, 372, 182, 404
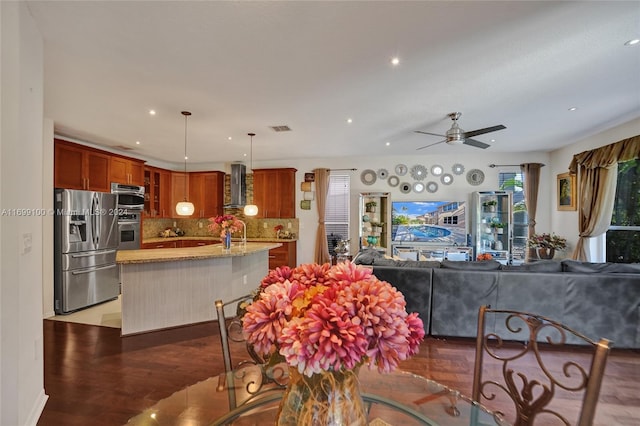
117, 242, 281, 264
142, 236, 297, 244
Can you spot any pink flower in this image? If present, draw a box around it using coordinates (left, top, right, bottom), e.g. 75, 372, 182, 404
241, 262, 425, 377
208, 215, 244, 238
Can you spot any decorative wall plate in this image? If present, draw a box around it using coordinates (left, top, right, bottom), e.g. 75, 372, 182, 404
426, 181, 438, 193
399, 182, 412, 194
441, 173, 454, 185
410, 164, 428, 180
395, 164, 408, 176
466, 169, 485, 186
387, 175, 400, 187
360, 169, 377, 185
377, 168, 389, 179
413, 182, 425, 193
431, 165, 444, 176
452, 164, 465, 175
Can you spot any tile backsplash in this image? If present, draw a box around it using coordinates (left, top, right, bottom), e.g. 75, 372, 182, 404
143, 215, 299, 240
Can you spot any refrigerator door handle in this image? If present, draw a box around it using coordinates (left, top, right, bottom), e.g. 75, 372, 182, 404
70, 249, 117, 258
91, 193, 99, 247
71, 264, 117, 275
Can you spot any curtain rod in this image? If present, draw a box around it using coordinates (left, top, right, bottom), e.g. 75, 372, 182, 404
488, 163, 545, 168
326, 168, 357, 171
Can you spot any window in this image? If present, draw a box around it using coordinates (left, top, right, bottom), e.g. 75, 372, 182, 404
499, 172, 528, 263
325, 174, 350, 256
606, 158, 640, 263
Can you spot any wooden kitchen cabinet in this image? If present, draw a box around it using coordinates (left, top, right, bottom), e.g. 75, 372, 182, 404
144, 167, 173, 218
110, 155, 144, 185
268, 241, 297, 269
170, 172, 189, 217
54, 139, 111, 192
252, 168, 297, 218
179, 240, 217, 248
189, 171, 225, 218
141, 240, 178, 249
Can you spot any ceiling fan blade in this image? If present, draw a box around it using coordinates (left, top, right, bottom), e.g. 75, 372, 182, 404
463, 125, 506, 138
463, 138, 491, 149
415, 130, 446, 137
416, 139, 446, 150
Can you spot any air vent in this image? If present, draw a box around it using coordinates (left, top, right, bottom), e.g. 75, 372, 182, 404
270, 125, 291, 132
113, 145, 134, 151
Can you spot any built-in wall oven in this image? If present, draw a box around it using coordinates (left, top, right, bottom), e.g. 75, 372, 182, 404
111, 183, 144, 250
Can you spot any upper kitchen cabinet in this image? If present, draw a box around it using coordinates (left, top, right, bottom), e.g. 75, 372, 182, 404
110, 155, 144, 186
189, 171, 225, 218
54, 139, 111, 192
143, 166, 172, 218
252, 168, 297, 218
170, 172, 189, 217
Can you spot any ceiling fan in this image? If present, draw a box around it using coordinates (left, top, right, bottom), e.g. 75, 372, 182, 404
415, 112, 506, 150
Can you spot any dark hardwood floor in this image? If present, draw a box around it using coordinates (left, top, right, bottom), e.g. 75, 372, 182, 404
38, 319, 640, 426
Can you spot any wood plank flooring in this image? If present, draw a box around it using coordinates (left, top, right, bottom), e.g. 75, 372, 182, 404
38, 319, 640, 426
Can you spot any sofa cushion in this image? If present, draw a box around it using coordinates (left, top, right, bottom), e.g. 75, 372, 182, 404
352, 249, 386, 265
562, 260, 640, 273
440, 259, 502, 270
501, 260, 563, 272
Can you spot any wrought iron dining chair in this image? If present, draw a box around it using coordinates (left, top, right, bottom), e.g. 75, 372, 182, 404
472, 305, 611, 426
214, 296, 287, 410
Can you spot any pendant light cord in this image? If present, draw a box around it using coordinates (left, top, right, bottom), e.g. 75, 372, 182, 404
182, 111, 191, 201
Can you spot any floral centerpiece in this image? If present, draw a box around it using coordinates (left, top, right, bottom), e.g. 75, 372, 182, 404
242, 262, 424, 425
527, 232, 567, 259
208, 214, 243, 249
527, 233, 567, 250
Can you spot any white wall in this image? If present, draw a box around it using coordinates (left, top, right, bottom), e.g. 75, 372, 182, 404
1, 2, 48, 425
549, 116, 640, 256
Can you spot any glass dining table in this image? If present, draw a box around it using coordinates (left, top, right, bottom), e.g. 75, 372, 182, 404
126, 363, 509, 426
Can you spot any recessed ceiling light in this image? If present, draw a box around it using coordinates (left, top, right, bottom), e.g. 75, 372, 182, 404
243, 153, 247, 157
346, 118, 353, 124
184, 156, 188, 160
385, 141, 391, 146
135, 141, 141, 145
228, 136, 232, 140
624, 38, 639, 46
568, 107, 578, 111
391, 57, 400, 66
490, 139, 496, 143
149, 109, 156, 115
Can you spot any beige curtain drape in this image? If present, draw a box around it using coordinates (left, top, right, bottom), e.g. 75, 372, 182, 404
313, 168, 331, 264
520, 163, 544, 262
568, 136, 640, 261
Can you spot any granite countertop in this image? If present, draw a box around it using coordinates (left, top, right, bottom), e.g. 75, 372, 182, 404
117, 242, 281, 264
143, 236, 297, 244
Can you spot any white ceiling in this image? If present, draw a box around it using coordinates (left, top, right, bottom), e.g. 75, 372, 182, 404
26, 1, 640, 166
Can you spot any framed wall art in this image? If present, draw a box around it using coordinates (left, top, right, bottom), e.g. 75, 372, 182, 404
557, 172, 576, 211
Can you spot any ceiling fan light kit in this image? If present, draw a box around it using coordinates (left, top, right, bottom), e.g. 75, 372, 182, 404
415, 112, 506, 151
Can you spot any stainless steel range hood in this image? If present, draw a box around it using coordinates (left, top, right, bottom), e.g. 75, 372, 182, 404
226, 163, 246, 208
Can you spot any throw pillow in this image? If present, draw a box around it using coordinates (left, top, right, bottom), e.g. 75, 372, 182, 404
501, 260, 563, 272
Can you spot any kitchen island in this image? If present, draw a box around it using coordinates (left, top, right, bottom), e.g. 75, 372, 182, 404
116, 242, 279, 336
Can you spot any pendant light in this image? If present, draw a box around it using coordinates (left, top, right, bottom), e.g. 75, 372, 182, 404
243, 132, 259, 216
175, 111, 195, 216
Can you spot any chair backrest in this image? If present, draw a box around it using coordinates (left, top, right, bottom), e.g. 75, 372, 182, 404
472, 305, 611, 426
214, 294, 259, 373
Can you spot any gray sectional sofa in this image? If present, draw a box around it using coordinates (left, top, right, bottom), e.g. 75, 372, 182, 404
353, 250, 640, 348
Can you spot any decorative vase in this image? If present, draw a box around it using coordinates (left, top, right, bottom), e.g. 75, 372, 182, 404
276, 366, 367, 426
223, 233, 232, 251
537, 247, 555, 259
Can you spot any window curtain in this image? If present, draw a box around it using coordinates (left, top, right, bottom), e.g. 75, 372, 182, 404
313, 168, 331, 264
568, 136, 640, 261
520, 163, 544, 262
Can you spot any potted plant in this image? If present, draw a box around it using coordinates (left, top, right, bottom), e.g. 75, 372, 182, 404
527, 232, 567, 259
491, 222, 505, 234
482, 199, 497, 212
365, 201, 377, 213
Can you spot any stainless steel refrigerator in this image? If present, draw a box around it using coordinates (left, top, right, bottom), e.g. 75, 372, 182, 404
54, 188, 120, 314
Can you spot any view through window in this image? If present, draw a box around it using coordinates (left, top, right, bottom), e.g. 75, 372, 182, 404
499, 172, 528, 263
607, 158, 640, 263
325, 174, 350, 257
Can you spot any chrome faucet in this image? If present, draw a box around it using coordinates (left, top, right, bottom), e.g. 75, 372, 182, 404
238, 220, 247, 251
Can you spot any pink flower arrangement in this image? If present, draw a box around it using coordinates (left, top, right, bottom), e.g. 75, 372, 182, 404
208, 214, 244, 238
242, 262, 425, 377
